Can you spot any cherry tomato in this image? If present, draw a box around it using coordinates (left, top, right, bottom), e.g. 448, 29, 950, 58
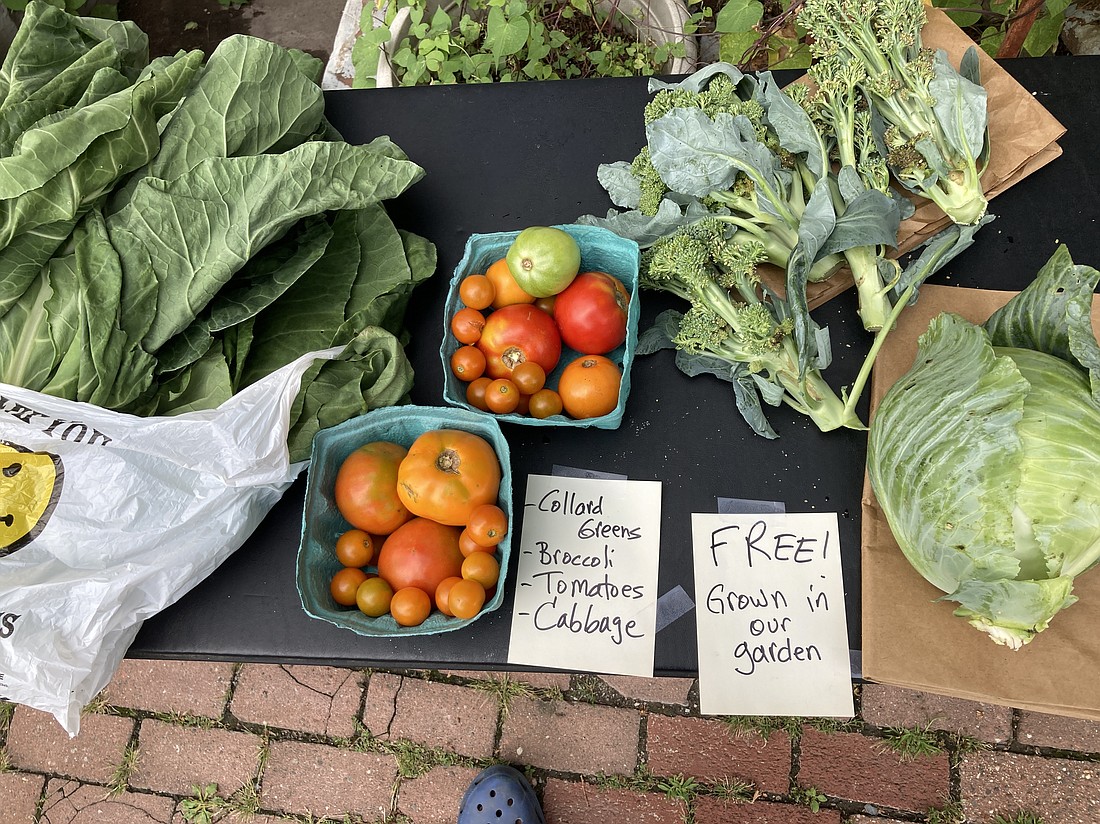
514, 392, 531, 416
477, 303, 562, 379
505, 226, 581, 298
459, 274, 495, 310
333, 441, 412, 535
459, 527, 494, 557
434, 575, 463, 616
462, 551, 500, 589
485, 378, 520, 414
390, 586, 432, 627
510, 361, 546, 395
466, 377, 492, 411
451, 307, 486, 345
553, 271, 630, 355
486, 257, 536, 309
397, 429, 502, 526
376, 517, 464, 593
558, 355, 621, 419
450, 345, 487, 382
528, 388, 564, 419
534, 294, 556, 316
330, 567, 368, 607
356, 576, 394, 617
335, 529, 375, 568
448, 578, 487, 620
467, 504, 508, 547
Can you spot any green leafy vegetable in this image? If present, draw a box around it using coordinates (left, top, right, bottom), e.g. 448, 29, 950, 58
0, 2, 436, 462
868, 246, 1100, 648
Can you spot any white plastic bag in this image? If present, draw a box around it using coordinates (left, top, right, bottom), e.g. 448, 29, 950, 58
0, 347, 341, 735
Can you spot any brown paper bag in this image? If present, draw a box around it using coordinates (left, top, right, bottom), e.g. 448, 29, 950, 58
802, 8, 1066, 309
861, 284, 1100, 719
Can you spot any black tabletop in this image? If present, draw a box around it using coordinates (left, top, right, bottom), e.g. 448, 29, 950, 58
128, 56, 1100, 676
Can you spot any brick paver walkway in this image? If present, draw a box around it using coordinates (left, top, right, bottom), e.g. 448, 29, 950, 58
2, 661, 1099, 823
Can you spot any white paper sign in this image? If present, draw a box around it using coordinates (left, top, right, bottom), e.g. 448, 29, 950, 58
692, 512, 854, 717
507, 474, 662, 676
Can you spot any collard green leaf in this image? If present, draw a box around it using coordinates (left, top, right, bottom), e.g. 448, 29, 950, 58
818, 188, 901, 257
758, 71, 826, 180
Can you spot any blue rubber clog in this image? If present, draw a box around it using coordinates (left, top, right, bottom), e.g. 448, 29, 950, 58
458, 764, 546, 824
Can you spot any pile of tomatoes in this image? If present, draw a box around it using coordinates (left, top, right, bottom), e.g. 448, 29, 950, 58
327, 428, 508, 628
448, 228, 629, 421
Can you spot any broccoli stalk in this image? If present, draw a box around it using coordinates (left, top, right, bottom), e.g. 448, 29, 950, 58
799, 57, 901, 331
640, 217, 865, 435
799, 0, 989, 226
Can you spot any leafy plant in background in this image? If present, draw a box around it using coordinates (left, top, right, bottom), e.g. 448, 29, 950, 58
1, 0, 115, 18
705, 0, 1068, 71
351, 0, 687, 86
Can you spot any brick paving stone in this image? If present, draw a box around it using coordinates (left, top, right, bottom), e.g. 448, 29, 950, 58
0, 771, 44, 824
600, 675, 695, 707
693, 796, 842, 823
362, 673, 498, 759
230, 663, 363, 738
6, 707, 133, 784
40, 779, 174, 824
797, 726, 950, 813
645, 715, 790, 794
860, 683, 1012, 744
444, 670, 572, 692
260, 740, 398, 819
103, 659, 235, 719
499, 696, 641, 776
129, 718, 260, 797
397, 764, 483, 824
846, 816, 912, 824
542, 777, 686, 824
1017, 709, 1100, 753
960, 749, 1100, 824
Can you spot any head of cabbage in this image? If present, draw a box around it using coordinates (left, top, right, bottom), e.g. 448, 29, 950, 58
868, 245, 1100, 649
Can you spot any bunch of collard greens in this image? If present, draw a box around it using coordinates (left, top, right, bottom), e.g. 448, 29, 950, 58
0, 2, 436, 461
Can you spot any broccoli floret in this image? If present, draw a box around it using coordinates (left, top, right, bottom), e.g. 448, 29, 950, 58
630, 146, 668, 216
638, 220, 864, 434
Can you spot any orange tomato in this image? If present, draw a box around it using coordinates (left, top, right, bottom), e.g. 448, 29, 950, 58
450, 307, 486, 345
448, 578, 487, 619
557, 355, 621, 420
330, 567, 368, 607
390, 586, 432, 627
450, 345, 487, 382
486, 257, 536, 309
335, 529, 375, 568
459, 527, 495, 557
466, 376, 492, 411
485, 378, 520, 414
376, 517, 464, 594
356, 576, 393, 617
434, 575, 463, 616
397, 429, 502, 526
467, 503, 508, 547
459, 274, 495, 310
462, 551, 500, 589
333, 441, 412, 535
528, 388, 563, 419
510, 361, 546, 395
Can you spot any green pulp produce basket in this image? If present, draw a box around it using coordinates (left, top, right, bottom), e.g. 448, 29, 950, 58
440, 224, 641, 429
297, 405, 513, 637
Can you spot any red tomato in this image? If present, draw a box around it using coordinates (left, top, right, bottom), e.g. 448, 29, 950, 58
477, 304, 562, 380
552, 272, 630, 355
333, 441, 413, 535
376, 517, 465, 594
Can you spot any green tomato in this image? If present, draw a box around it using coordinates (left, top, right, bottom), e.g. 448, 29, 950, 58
505, 227, 581, 298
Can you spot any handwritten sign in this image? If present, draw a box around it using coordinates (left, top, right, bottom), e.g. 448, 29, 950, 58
507, 474, 662, 676
692, 512, 854, 717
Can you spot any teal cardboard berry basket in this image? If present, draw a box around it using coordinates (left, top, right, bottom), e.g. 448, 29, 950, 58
297, 405, 512, 637
440, 224, 641, 430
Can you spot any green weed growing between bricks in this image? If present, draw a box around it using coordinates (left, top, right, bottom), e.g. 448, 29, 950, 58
876, 721, 946, 760
722, 714, 803, 739
992, 814, 1046, 824
107, 741, 139, 796
791, 785, 828, 812
926, 801, 967, 824
468, 672, 557, 716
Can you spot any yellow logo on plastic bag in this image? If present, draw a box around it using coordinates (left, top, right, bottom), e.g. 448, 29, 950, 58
1, 440, 64, 556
